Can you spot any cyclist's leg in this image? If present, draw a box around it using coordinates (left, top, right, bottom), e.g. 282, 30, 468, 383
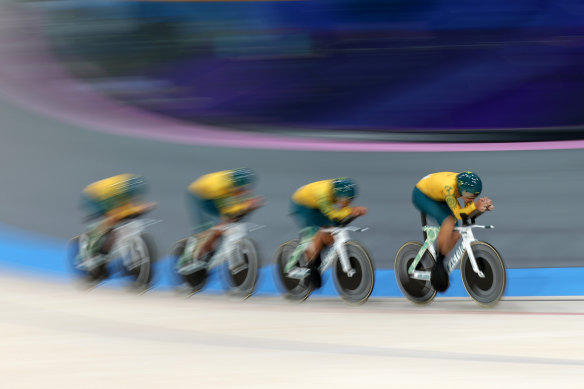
305, 210, 331, 288
437, 216, 460, 256
289, 201, 322, 260
98, 203, 137, 256
187, 192, 221, 259
81, 193, 112, 256
293, 202, 328, 287
306, 228, 333, 263
412, 187, 459, 255
433, 215, 455, 292
291, 201, 330, 261
290, 200, 318, 242
188, 191, 218, 233
289, 201, 327, 288
101, 190, 149, 251
412, 187, 453, 291
201, 199, 226, 258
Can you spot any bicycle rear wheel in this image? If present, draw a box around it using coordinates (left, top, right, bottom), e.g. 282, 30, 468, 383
394, 241, 436, 304
460, 241, 506, 306
274, 240, 313, 302
68, 235, 109, 288
172, 238, 207, 294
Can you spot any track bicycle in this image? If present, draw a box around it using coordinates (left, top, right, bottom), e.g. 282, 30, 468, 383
69, 210, 158, 291
171, 213, 262, 299
274, 217, 375, 305
394, 211, 506, 306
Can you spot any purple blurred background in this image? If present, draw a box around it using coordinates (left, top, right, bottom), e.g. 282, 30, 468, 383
30, 0, 584, 137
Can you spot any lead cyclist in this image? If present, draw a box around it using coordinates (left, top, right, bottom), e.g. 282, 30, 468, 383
411, 171, 494, 292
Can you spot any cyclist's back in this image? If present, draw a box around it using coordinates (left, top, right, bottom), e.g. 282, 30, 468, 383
291, 179, 354, 225
186, 168, 262, 260
81, 173, 152, 260
187, 168, 259, 231
415, 172, 477, 220
82, 174, 149, 222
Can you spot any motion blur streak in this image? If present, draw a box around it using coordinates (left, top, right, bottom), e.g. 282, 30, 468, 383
16, 0, 584, 139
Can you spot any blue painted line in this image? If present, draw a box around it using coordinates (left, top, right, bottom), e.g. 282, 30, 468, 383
0, 224, 583, 297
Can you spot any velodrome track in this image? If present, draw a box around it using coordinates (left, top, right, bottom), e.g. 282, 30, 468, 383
0, 3, 584, 387
1, 274, 584, 388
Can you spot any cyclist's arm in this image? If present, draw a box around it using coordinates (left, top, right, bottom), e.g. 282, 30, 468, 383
454, 202, 478, 219
443, 185, 477, 220
316, 197, 352, 222
219, 197, 257, 219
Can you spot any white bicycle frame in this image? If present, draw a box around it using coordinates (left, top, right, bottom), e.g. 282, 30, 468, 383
408, 222, 494, 281
287, 225, 368, 278
177, 222, 264, 275
77, 218, 159, 271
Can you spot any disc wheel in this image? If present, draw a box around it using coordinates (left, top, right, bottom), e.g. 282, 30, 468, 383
222, 238, 259, 299
460, 241, 506, 306
122, 233, 155, 292
274, 240, 313, 302
68, 235, 108, 288
333, 241, 375, 305
394, 241, 436, 304
172, 238, 207, 294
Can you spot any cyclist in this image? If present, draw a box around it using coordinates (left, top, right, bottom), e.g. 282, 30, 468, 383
81, 174, 155, 261
289, 177, 367, 288
412, 171, 494, 292
186, 168, 263, 261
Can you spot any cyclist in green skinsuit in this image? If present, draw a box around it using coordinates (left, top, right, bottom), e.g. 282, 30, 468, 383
186, 168, 263, 261
289, 177, 367, 288
412, 171, 494, 291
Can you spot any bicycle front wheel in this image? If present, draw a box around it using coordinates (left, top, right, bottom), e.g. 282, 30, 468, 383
394, 241, 436, 304
222, 238, 260, 299
123, 233, 156, 292
333, 241, 375, 305
460, 241, 506, 306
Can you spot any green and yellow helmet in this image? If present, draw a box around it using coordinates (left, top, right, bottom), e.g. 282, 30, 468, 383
332, 177, 357, 199
231, 167, 255, 187
456, 171, 482, 196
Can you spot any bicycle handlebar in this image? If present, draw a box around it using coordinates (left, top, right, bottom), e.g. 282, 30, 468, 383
216, 221, 265, 233
322, 225, 368, 234
337, 215, 359, 227
454, 223, 494, 231
459, 210, 484, 226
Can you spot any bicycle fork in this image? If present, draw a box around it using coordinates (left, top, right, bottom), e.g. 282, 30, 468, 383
333, 230, 356, 277
455, 231, 485, 278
